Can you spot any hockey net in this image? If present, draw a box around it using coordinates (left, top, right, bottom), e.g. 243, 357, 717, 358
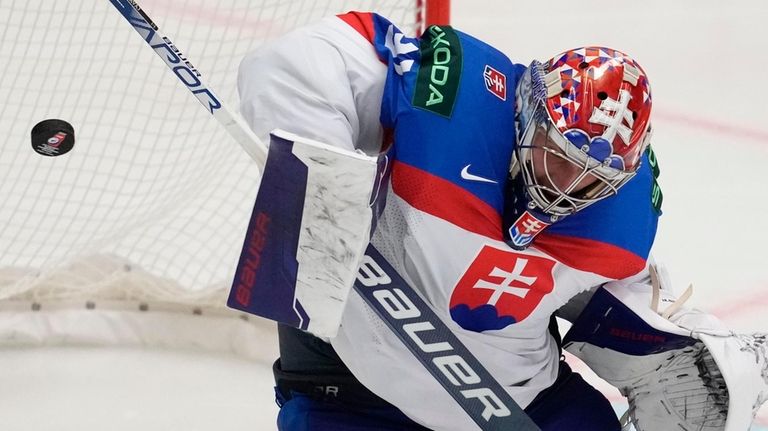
0, 0, 448, 356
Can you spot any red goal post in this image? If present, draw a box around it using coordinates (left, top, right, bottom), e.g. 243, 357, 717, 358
422, 0, 451, 28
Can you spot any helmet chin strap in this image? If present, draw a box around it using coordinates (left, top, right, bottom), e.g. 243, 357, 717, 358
503, 172, 562, 250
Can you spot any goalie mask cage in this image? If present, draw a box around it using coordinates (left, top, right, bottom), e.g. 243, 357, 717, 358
0, 0, 447, 379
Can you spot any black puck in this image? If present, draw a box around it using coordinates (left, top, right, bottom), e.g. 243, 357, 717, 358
31, 119, 75, 156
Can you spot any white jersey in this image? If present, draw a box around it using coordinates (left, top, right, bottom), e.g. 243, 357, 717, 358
238, 12, 659, 430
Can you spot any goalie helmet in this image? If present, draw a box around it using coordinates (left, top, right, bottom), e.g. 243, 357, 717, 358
513, 46, 653, 218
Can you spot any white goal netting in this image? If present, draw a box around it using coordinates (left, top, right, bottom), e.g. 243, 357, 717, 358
0, 0, 438, 353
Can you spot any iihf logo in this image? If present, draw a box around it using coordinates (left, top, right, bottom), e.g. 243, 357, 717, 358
47, 132, 67, 148
508, 211, 549, 249
36, 132, 69, 156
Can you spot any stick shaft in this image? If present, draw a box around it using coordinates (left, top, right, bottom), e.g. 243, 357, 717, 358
108, 0, 268, 169
355, 246, 540, 430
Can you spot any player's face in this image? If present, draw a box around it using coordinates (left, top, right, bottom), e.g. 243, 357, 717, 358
529, 130, 600, 199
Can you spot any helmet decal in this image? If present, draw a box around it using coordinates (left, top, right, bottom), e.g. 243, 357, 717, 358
544, 47, 652, 172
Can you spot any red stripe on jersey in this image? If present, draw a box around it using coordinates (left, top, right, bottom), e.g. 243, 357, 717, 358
392, 161, 503, 240
337, 12, 376, 43
533, 232, 647, 279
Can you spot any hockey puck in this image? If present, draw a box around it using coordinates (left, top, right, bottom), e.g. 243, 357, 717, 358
31, 119, 75, 156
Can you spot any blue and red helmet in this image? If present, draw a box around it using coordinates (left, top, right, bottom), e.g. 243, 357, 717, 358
514, 46, 653, 217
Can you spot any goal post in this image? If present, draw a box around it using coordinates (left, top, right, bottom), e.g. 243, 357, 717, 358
0, 0, 449, 353
422, 0, 451, 26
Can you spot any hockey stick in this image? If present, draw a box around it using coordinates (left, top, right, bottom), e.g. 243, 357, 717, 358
356, 245, 540, 431
107, 0, 268, 168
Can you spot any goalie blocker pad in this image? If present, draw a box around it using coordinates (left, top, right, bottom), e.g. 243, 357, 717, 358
563, 280, 767, 431
227, 130, 382, 338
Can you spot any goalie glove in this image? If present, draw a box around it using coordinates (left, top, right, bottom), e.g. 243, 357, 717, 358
563, 265, 768, 431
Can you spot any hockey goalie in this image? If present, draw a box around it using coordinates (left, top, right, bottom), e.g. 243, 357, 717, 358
234, 11, 768, 430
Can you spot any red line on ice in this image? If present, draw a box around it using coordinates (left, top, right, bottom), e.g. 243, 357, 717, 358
655, 108, 768, 145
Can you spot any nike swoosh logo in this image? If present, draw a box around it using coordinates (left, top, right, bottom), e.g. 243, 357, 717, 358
460, 164, 497, 184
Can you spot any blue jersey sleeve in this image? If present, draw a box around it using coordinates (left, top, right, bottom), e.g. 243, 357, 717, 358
373, 16, 523, 224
